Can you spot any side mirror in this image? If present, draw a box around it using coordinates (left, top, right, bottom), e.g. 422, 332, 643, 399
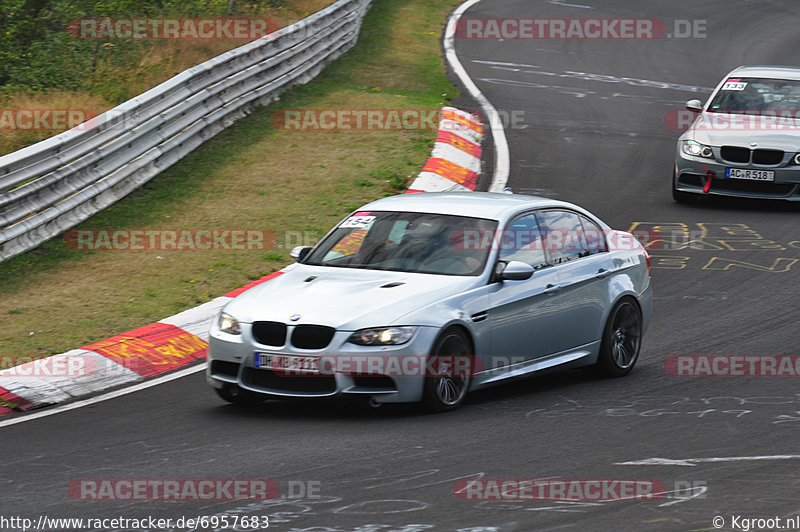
494, 260, 534, 281
685, 99, 703, 112
290, 245, 312, 262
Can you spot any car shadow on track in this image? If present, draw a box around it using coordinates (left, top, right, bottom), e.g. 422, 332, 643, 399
672, 194, 800, 213
208, 397, 424, 420
463, 369, 612, 407
204, 367, 648, 420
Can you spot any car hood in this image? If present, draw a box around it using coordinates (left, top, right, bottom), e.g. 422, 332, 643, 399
224, 265, 479, 330
689, 112, 800, 151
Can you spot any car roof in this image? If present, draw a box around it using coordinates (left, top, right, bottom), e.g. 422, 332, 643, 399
726, 65, 800, 81
358, 192, 586, 221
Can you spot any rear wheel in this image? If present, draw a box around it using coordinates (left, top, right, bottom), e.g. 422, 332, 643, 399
593, 298, 642, 377
421, 329, 472, 413
215, 384, 265, 405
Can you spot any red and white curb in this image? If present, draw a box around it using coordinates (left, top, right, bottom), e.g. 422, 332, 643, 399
405, 107, 483, 193
0, 105, 483, 416
0, 272, 284, 415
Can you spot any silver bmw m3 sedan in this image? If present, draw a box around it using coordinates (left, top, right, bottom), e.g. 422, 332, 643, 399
207, 192, 652, 412
674, 65, 800, 202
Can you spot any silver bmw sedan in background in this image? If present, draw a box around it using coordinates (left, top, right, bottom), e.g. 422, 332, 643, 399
207, 192, 652, 412
674, 65, 800, 202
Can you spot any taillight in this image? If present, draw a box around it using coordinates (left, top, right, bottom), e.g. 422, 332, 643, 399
645, 250, 651, 276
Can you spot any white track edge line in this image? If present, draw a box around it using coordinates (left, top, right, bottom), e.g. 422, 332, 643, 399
444, 0, 510, 192
0, 363, 207, 429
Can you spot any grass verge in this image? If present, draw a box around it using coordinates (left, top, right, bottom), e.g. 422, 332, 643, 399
0, 0, 335, 156
0, 0, 462, 365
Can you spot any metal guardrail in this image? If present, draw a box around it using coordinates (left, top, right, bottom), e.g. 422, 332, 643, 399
0, 0, 371, 262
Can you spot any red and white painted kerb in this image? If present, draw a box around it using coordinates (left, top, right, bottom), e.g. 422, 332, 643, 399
405, 107, 484, 193
0, 272, 284, 415
0, 105, 483, 416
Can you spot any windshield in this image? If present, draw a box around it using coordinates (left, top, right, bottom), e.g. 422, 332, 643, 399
707, 77, 800, 113
304, 211, 498, 276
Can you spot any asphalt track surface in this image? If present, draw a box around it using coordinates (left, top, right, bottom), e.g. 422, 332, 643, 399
6, 1, 800, 531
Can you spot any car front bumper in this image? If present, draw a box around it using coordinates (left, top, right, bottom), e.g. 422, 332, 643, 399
675, 146, 800, 200
206, 324, 443, 404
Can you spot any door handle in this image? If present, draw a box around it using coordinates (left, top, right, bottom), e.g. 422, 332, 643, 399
595, 268, 612, 279
543, 284, 562, 294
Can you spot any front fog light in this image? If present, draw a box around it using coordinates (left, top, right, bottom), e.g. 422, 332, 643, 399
348, 326, 416, 346
218, 312, 241, 335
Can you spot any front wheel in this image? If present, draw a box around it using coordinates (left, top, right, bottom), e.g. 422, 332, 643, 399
593, 298, 642, 377
421, 328, 473, 413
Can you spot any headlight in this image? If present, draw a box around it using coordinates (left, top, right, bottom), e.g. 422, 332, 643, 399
682, 140, 714, 158
218, 312, 241, 335
348, 326, 416, 346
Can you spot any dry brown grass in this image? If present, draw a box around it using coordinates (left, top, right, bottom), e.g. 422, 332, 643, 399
0, 92, 110, 155
0, 0, 336, 156
345, 2, 442, 92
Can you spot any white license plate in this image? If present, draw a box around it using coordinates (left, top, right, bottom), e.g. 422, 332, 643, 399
726, 168, 775, 181
255, 352, 319, 374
